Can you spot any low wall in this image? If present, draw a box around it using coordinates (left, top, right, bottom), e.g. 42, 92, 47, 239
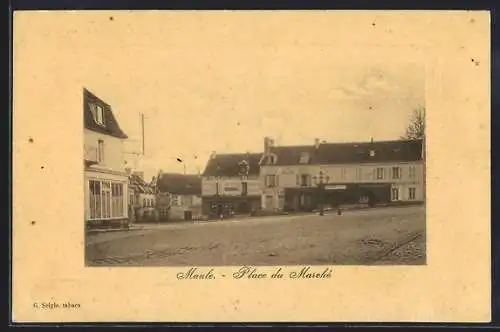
86, 218, 129, 230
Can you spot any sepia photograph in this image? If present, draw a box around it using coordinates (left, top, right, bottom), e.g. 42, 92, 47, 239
13, 10, 490, 323
82, 16, 426, 267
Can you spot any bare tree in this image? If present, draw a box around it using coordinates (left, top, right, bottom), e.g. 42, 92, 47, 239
402, 107, 425, 140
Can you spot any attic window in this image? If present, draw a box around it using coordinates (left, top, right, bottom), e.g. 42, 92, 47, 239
266, 153, 278, 165
89, 103, 105, 126
299, 152, 310, 164
369, 150, 375, 157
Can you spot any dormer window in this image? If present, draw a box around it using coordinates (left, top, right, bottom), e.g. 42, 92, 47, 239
299, 152, 310, 164
238, 160, 250, 177
266, 153, 278, 165
89, 103, 105, 126
369, 150, 375, 157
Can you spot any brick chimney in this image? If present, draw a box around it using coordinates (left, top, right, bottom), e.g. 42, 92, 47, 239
264, 137, 274, 155
210, 151, 217, 159
314, 138, 320, 149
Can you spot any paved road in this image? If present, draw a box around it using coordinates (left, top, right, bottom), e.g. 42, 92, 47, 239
85, 205, 425, 266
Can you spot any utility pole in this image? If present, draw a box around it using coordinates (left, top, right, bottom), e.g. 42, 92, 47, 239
141, 113, 145, 156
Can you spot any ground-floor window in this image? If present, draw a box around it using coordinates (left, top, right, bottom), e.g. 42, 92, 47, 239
408, 187, 416, 200
391, 187, 399, 201
89, 179, 125, 219
300, 194, 311, 206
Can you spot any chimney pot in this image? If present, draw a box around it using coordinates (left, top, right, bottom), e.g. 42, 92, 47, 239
314, 138, 320, 149
264, 136, 274, 155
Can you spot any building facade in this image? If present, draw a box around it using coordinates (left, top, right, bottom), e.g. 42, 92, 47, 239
157, 173, 203, 221
128, 171, 156, 222
83, 88, 129, 229
259, 137, 425, 212
201, 152, 263, 217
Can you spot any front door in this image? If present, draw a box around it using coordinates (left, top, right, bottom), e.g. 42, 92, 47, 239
299, 193, 311, 211
265, 195, 273, 210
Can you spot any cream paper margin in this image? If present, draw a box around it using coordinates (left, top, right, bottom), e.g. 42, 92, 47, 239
12, 11, 490, 322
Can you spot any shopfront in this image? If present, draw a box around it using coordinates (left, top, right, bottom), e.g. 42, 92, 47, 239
202, 196, 261, 218
84, 167, 129, 229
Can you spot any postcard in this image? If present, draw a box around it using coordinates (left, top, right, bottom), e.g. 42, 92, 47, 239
12, 10, 490, 322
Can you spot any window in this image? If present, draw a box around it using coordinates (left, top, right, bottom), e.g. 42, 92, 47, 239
111, 183, 124, 217
356, 168, 363, 181
300, 194, 311, 206
409, 166, 416, 179
392, 167, 401, 179
266, 175, 277, 188
143, 198, 147, 207
89, 103, 105, 126
369, 150, 375, 157
376, 168, 384, 180
408, 188, 416, 200
299, 152, 310, 164
300, 174, 310, 187
268, 153, 277, 165
341, 168, 347, 181
242, 182, 248, 196
88, 180, 124, 220
97, 140, 104, 162
391, 187, 399, 201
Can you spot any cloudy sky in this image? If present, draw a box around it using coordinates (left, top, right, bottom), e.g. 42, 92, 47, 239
23, 12, 425, 179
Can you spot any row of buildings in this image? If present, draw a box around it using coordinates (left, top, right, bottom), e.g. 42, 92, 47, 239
201, 137, 424, 218
83, 88, 204, 229
83, 88, 425, 229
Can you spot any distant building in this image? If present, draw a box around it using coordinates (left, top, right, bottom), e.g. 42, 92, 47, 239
128, 171, 156, 221
157, 173, 202, 221
83, 88, 129, 229
201, 152, 263, 217
259, 137, 425, 212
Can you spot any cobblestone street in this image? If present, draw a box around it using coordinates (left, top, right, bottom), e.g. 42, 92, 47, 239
85, 205, 425, 266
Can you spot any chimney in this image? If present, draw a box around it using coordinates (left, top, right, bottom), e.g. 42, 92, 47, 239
314, 138, 320, 149
125, 167, 132, 175
210, 151, 217, 159
264, 136, 274, 155
370, 137, 374, 143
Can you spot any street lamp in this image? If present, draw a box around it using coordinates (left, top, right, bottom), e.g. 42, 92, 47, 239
313, 171, 330, 216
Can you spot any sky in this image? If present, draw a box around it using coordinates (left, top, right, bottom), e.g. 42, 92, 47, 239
70, 12, 426, 180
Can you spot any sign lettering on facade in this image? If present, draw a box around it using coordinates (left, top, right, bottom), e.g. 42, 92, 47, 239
325, 185, 347, 190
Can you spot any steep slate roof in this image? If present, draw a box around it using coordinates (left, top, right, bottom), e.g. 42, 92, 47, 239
129, 173, 155, 194
202, 153, 262, 177
314, 139, 423, 164
260, 139, 423, 166
83, 88, 128, 139
158, 173, 202, 195
260, 145, 315, 166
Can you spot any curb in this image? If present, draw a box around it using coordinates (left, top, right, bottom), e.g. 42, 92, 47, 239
87, 227, 145, 235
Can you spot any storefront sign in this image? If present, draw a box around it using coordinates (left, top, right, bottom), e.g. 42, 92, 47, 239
325, 185, 347, 190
